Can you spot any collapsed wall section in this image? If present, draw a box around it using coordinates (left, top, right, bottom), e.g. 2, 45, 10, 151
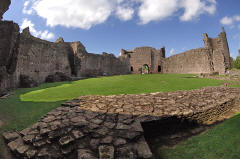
163, 48, 213, 74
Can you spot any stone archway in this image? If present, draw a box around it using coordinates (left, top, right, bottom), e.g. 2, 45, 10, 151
142, 64, 149, 74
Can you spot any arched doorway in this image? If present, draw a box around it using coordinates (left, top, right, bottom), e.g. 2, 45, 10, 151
142, 64, 149, 74
158, 65, 162, 73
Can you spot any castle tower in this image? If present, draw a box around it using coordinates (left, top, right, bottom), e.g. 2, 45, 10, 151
218, 27, 231, 69
203, 27, 231, 71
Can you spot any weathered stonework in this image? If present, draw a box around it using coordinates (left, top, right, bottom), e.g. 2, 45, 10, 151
0, 0, 10, 19
121, 47, 165, 74
74, 52, 130, 77
163, 48, 213, 74
0, 20, 20, 94
15, 28, 73, 86
3, 87, 240, 159
121, 28, 231, 75
0, 0, 231, 92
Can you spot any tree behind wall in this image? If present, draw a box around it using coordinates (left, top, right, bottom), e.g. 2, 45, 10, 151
234, 49, 240, 69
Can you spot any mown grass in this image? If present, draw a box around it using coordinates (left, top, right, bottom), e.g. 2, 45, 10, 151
157, 113, 240, 159
0, 82, 66, 132
20, 74, 225, 102
0, 74, 232, 158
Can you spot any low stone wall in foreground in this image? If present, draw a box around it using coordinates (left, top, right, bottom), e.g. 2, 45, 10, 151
3, 87, 240, 159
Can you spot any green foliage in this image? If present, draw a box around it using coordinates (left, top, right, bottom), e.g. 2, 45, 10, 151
230, 57, 234, 69
234, 56, 240, 69
158, 114, 240, 159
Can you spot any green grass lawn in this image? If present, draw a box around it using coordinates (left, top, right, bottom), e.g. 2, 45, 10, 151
20, 74, 225, 102
0, 74, 226, 131
157, 113, 240, 159
0, 74, 235, 158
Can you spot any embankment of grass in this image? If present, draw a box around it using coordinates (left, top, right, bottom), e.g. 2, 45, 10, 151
157, 113, 240, 159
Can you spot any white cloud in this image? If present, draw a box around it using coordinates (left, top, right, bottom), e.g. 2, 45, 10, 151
24, 0, 217, 29
20, 19, 55, 40
138, 0, 178, 24
180, 0, 216, 21
23, 0, 33, 15
220, 15, 240, 29
234, 15, 240, 22
32, 0, 113, 30
170, 48, 175, 55
40, 30, 55, 40
116, 6, 134, 21
220, 16, 233, 25
138, 0, 217, 24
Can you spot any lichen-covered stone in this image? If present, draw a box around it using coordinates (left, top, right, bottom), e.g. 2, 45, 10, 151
99, 145, 114, 159
78, 149, 97, 159
2, 132, 19, 142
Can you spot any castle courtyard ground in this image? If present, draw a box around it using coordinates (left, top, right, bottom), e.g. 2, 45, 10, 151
1, 74, 240, 159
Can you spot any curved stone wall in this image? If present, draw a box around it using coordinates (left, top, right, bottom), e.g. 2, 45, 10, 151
3, 87, 240, 158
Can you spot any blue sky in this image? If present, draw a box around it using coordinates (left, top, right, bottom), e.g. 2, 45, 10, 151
3, 0, 240, 58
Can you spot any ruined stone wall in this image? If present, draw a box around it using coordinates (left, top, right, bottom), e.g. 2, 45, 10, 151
75, 52, 130, 77
122, 47, 165, 74
0, 0, 10, 19
163, 48, 213, 74
0, 21, 19, 93
212, 49, 226, 74
203, 28, 231, 72
3, 87, 240, 159
15, 28, 72, 86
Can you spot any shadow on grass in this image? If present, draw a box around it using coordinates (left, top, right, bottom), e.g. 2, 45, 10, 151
155, 114, 240, 159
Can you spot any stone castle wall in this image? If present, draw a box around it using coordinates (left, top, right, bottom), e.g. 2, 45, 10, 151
15, 28, 72, 86
75, 52, 130, 77
121, 47, 165, 74
0, 21, 130, 92
0, 0, 232, 93
122, 28, 230, 75
0, 21, 19, 92
203, 28, 231, 70
0, 0, 10, 19
163, 48, 213, 74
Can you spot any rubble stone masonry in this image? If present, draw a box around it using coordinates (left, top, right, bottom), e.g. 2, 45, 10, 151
3, 87, 240, 158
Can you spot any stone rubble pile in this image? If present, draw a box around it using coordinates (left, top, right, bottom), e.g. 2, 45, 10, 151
3, 87, 240, 159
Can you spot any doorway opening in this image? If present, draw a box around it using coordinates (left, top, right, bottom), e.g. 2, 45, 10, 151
142, 64, 149, 74
158, 65, 162, 72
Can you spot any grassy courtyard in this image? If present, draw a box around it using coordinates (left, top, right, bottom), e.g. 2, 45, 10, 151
20, 74, 225, 102
0, 74, 239, 159
1, 74, 226, 131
